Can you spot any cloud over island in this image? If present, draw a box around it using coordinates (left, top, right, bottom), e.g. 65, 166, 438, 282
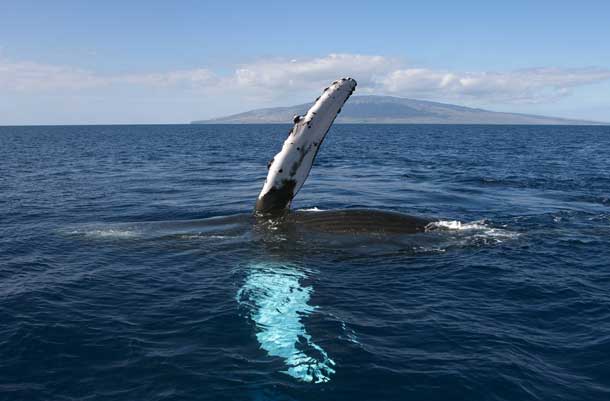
3, 54, 610, 103
1, 53, 609, 124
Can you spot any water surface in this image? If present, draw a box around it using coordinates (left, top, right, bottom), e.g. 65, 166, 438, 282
1, 124, 610, 400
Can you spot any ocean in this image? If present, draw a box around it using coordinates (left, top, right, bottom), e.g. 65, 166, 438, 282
1, 124, 610, 400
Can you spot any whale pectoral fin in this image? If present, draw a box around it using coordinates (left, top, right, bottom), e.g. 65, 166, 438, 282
255, 77, 357, 214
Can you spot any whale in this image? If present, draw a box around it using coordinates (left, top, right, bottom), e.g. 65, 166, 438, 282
255, 77, 433, 234
242, 79, 433, 383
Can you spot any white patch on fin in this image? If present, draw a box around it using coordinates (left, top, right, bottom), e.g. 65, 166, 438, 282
256, 77, 357, 213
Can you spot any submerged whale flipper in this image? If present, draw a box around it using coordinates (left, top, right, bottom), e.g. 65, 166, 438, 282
255, 78, 357, 214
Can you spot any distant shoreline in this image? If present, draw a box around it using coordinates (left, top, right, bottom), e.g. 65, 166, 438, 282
191, 95, 607, 126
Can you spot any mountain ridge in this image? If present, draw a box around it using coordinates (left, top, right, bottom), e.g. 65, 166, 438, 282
192, 95, 606, 125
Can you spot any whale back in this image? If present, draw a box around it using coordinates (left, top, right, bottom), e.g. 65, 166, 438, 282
285, 209, 432, 234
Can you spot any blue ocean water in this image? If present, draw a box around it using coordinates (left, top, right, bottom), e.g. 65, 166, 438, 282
1, 124, 610, 400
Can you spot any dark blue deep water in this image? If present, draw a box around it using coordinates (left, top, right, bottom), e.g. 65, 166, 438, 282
2, 124, 610, 401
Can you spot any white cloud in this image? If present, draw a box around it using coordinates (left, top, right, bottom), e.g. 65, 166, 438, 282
0, 60, 106, 91
234, 53, 397, 90
121, 68, 217, 88
0, 59, 217, 92
1, 54, 609, 106
379, 67, 610, 103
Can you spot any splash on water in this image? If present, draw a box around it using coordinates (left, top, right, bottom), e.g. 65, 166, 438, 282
68, 228, 140, 239
297, 207, 324, 212
430, 219, 519, 243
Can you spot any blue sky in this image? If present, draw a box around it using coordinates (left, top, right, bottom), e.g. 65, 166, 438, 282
1, 0, 609, 124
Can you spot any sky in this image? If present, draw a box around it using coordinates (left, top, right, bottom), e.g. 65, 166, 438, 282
1, 0, 609, 125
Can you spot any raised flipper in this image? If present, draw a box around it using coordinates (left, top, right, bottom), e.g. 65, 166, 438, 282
255, 78, 357, 214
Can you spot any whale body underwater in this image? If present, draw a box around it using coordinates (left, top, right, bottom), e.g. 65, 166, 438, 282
254, 77, 434, 234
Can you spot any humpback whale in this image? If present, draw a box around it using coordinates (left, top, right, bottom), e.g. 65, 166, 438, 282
240, 79, 433, 383
255, 77, 433, 234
